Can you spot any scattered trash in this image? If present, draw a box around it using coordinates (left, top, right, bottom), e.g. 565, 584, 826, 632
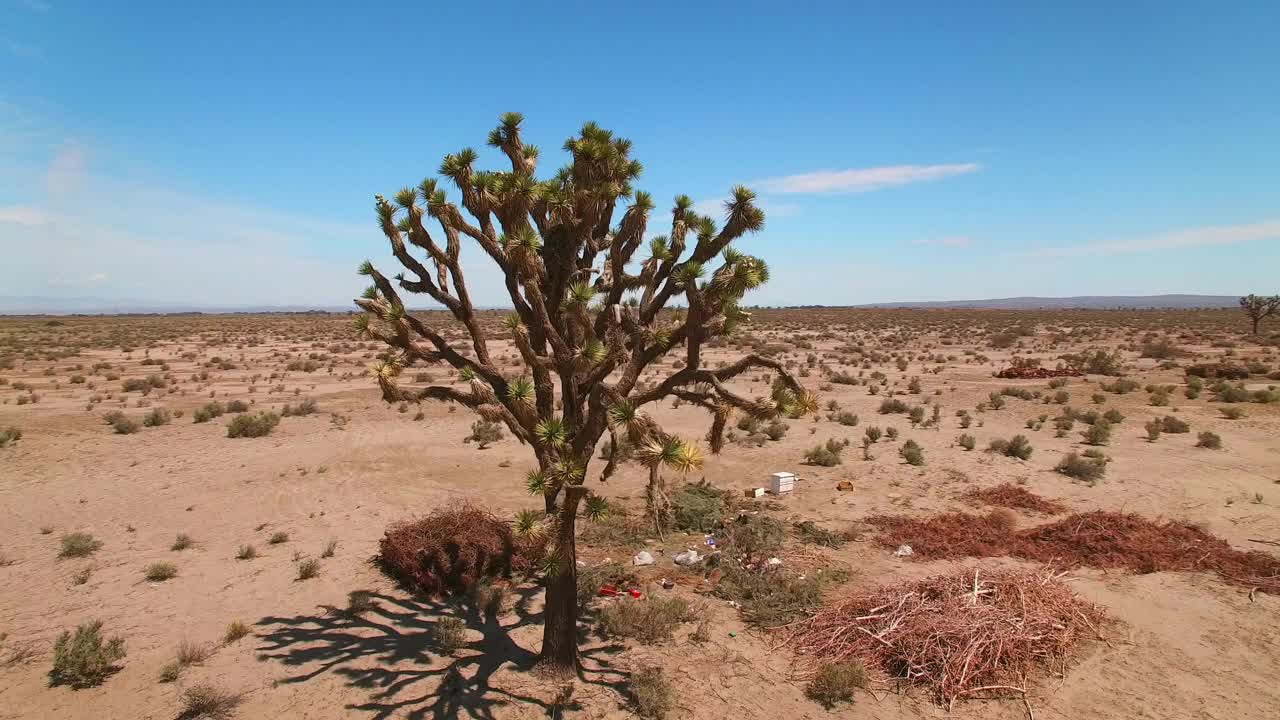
704, 535, 717, 547
836, 480, 855, 492
728, 632, 737, 638
598, 585, 620, 597
894, 544, 914, 557
674, 549, 703, 566
767, 557, 783, 567
627, 588, 642, 599
660, 578, 674, 590
576, 560, 586, 568
745, 487, 766, 498
632, 550, 655, 566
770, 471, 796, 495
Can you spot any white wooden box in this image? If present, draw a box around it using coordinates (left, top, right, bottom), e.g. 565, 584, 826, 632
770, 471, 796, 494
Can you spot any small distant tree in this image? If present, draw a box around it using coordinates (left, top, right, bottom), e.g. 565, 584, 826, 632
1239, 294, 1280, 335
354, 113, 815, 672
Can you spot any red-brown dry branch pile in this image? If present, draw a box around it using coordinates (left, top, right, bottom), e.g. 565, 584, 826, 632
378, 504, 543, 596
867, 510, 1280, 594
962, 483, 1066, 515
994, 367, 1083, 379
782, 567, 1106, 707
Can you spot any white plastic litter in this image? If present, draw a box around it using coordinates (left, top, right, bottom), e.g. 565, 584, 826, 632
894, 544, 914, 557
632, 550, 655, 566
766, 557, 782, 567
673, 549, 702, 566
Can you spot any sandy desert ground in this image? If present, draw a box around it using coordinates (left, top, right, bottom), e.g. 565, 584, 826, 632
1, 308, 1278, 720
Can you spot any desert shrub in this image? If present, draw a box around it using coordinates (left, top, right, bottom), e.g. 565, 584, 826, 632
466, 419, 504, 448
763, 420, 788, 440
223, 621, 250, 644
268, 531, 289, 544
0, 426, 21, 448
986, 392, 1006, 410
171, 533, 193, 551
878, 398, 908, 414
806, 660, 867, 709
1102, 408, 1125, 424
1196, 431, 1223, 449
226, 411, 279, 438
1100, 378, 1140, 394
957, 433, 976, 450
296, 558, 320, 580
672, 481, 729, 533
1056, 452, 1106, 483
111, 415, 141, 434
378, 505, 537, 596
144, 562, 178, 581
899, 439, 925, 466
1140, 338, 1183, 359
121, 378, 151, 393
1160, 416, 1190, 433
50, 621, 126, 688
987, 434, 1033, 460
59, 532, 101, 558
1062, 349, 1123, 375
1220, 406, 1246, 420
712, 564, 837, 627
142, 407, 171, 427
1081, 419, 1112, 445
999, 386, 1035, 401
805, 438, 847, 466
192, 402, 224, 423
281, 398, 318, 417
835, 411, 859, 426
235, 543, 258, 560
599, 594, 694, 644
224, 399, 250, 413
631, 666, 675, 719
793, 520, 846, 548
431, 616, 467, 654
907, 405, 925, 426
1186, 363, 1248, 379
178, 683, 240, 720
864, 426, 882, 442
1144, 419, 1162, 442
724, 514, 786, 557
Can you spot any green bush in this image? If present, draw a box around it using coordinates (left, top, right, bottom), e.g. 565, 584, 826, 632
227, 411, 280, 438
50, 621, 126, 688
142, 407, 171, 427
631, 666, 675, 719
0, 426, 21, 448
899, 439, 925, 466
59, 532, 101, 558
1081, 419, 1112, 445
1056, 452, 1106, 483
987, 434, 1033, 460
806, 660, 867, 709
599, 594, 694, 644
957, 433, 976, 450
672, 481, 729, 533
878, 398, 908, 414
1160, 416, 1190, 433
1196, 431, 1222, 449
805, 438, 847, 466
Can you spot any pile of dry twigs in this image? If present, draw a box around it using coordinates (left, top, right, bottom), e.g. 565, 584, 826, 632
781, 567, 1106, 708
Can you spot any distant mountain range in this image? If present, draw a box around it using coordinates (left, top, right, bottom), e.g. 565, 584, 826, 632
0, 294, 1242, 315
852, 295, 1239, 310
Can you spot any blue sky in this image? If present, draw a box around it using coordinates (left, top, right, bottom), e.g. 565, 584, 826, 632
2, 1, 1278, 307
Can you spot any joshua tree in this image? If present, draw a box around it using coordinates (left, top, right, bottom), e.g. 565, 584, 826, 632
1239, 293, 1280, 335
634, 432, 703, 535
354, 113, 815, 672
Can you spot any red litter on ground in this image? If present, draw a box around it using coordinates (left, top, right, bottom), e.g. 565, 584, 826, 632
598, 585, 620, 597
627, 588, 642, 598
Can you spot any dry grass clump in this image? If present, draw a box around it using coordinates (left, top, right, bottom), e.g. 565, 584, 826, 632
378, 504, 541, 596
962, 483, 1065, 515
868, 510, 1280, 594
226, 411, 280, 438
433, 616, 467, 654
177, 683, 240, 719
630, 666, 675, 719
598, 595, 695, 644
805, 660, 867, 709
783, 568, 1105, 706
144, 562, 178, 581
59, 532, 101, 558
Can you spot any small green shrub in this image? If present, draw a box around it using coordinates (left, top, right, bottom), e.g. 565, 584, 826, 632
296, 558, 320, 580
899, 439, 924, 466
1196, 431, 1222, 449
171, 533, 193, 551
1081, 419, 1112, 445
227, 411, 279, 438
50, 621, 126, 688
1056, 452, 1106, 483
178, 683, 240, 720
672, 481, 729, 533
599, 595, 694, 644
957, 433, 976, 450
1160, 416, 1190, 433
631, 666, 675, 719
806, 660, 867, 709
144, 562, 178, 582
142, 407, 171, 427
433, 616, 467, 653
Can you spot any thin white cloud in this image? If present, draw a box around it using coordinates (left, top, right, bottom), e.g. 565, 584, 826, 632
1019, 220, 1280, 258
5, 40, 44, 61
0, 205, 47, 225
911, 236, 972, 248
89, 272, 108, 282
45, 141, 86, 194
20, 0, 52, 10
754, 163, 981, 194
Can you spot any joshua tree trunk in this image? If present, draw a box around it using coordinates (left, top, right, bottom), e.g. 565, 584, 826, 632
540, 484, 587, 673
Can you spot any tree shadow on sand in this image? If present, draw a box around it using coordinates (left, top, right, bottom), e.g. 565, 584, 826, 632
254, 585, 629, 719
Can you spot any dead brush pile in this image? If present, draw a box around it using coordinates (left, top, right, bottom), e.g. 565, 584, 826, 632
867, 510, 1280, 594
962, 483, 1066, 515
782, 567, 1105, 707
378, 504, 545, 595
